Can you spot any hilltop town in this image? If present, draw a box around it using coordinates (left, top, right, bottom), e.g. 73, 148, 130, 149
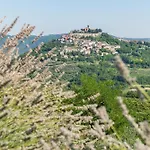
57, 25, 120, 58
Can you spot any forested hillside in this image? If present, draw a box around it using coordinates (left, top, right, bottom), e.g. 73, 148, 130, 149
35, 32, 150, 88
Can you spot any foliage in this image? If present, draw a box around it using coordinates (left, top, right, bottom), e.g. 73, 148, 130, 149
63, 75, 138, 144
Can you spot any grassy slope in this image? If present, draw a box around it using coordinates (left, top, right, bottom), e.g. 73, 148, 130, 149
0, 85, 64, 149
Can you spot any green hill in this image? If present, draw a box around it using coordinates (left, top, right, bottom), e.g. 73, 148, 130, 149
33, 32, 150, 88
0, 34, 62, 54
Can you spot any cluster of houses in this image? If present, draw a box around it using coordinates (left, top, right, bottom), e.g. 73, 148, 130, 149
60, 34, 74, 44
79, 40, 120, 55
54, 26, 121, 59
58, 30, 120, 57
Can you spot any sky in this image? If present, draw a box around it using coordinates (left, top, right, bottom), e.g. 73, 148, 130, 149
0, 0, 150, 38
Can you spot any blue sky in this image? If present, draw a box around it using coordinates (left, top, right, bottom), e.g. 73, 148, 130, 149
0, 0, 150, 37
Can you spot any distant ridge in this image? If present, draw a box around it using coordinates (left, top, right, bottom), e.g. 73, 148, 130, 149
111, 35, 150, 42
0, 34, 62, 54
123, 38, 150, 42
